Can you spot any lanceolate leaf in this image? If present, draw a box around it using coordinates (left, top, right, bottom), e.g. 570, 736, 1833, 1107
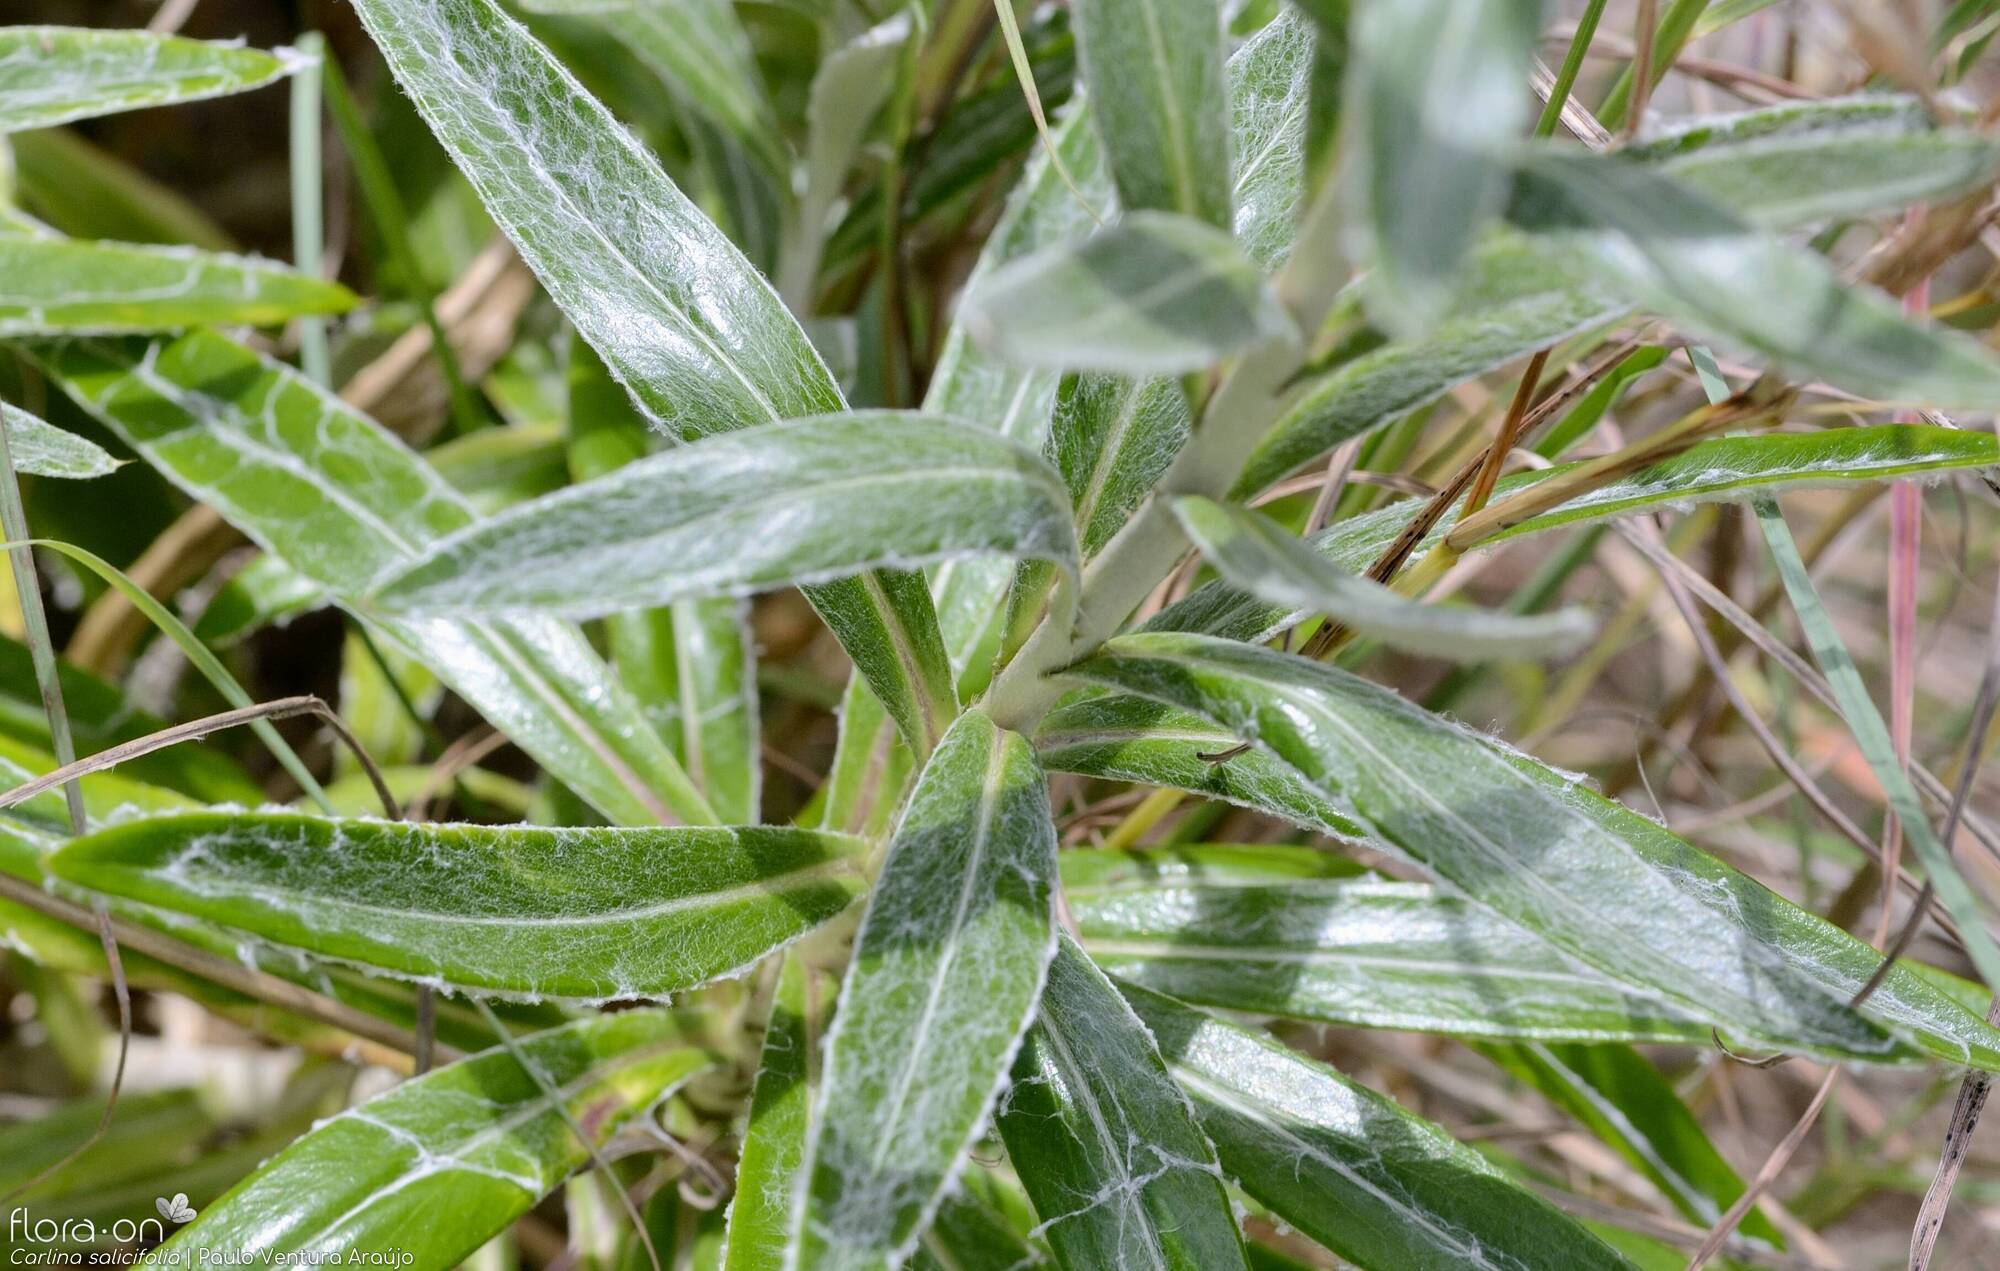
1073, 0, 1232, 226
164, 1012, 710, 1264
27, 332, 716, 827
1060, 376, 1194, 560
1195, 426, 2000, 643
0, 238, 353, 335
1121, 982, 1636, 1270
347, 0, 835, 441
1756, 495, 2000, 993
1347, 0, 1543, 332
793, 709, 1058, 1268
1069, 860, 1716, 1044
1240, 96, 2000, 494
371, 413, 1078, 617
1475, 1042, 1782, 1245
520, 0, 786, 178
1063, 634, 2000, 1069
998, 936, 1250, 1270
1, 403, 120, 479
50, 813, 867, 999
723, 954, 822, 1271
1171, 495, 1594, 662
0, 27, 297, 131
962, 211, 1295, 375
1511, 150, 2000, 410
347, 0, 957, 757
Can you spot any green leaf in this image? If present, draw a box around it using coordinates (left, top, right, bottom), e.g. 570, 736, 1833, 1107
1347, 0, 1543, 332
1194, 425, 2000, 643
372, 411, 1078, 617
0, 27, 297, 131
723, 954, 822, 1271
1476, 1042, 1783, 1246
1073, 0, 1232, 226
1068, 858, 1717, 1044
1171, 495, 1594, 661
50, 812, 867, 998
0, 237, 354, 335
1062, 633, 2000, 1069
999, 936, 1249, 1270
347, 0, 835, 441
568, 342, 760, 823
1, 402, 119, 479
1755, 495, 2000, 992
1511, 150, 2000, 410
1229, 11, 1316, 271
165, 1011, 710, 1264
962, 210, 1295, 375
1240, 95, 2000, 493
520, 0, 786, 177
1121, 981, 1637, 1270
352, 0, 958, 760
793, 709, 1058, 1267
26, 331, 716, 828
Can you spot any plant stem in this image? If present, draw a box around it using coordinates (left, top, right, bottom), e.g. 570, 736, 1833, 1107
0, 421, 83, 835
290, 33, 332, 387
1534, 0, 1610, 138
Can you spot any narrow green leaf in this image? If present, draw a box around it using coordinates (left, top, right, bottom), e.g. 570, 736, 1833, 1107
1195, 426, 2000, 643
520, 0, 786, 177
1347, 0, 1543, 332
27, 332, 717, 827
372, 412, 1078, 619
999, 935, 1249, 1270
1171, 495, 1594, 661
0, 238, 353, 335
1755, 495, 2000, 992
911, 1186, 1044, 1271
50, 812, 867, 998
1512, 150, 2000, 410
793, 709, 1058, 1268
1241, 95, 2000, 493
347, 0, 836, 440
1121, 982, 1637, 1270
568, 341, 760, 823
0, 402, 119, 479
165, 1011, 710, 1264
723, 954, 822, 1271
1476, 1042, 1783, 1245
0, 27, 296, 131
963, 210, 1295, 375
1063, 633, 2000, 1069
1073, 0, 1232, 226
1070, 863, 1716, 1044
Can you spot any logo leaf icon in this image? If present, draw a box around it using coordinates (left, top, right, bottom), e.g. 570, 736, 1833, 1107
156, 1193, 196, 1223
